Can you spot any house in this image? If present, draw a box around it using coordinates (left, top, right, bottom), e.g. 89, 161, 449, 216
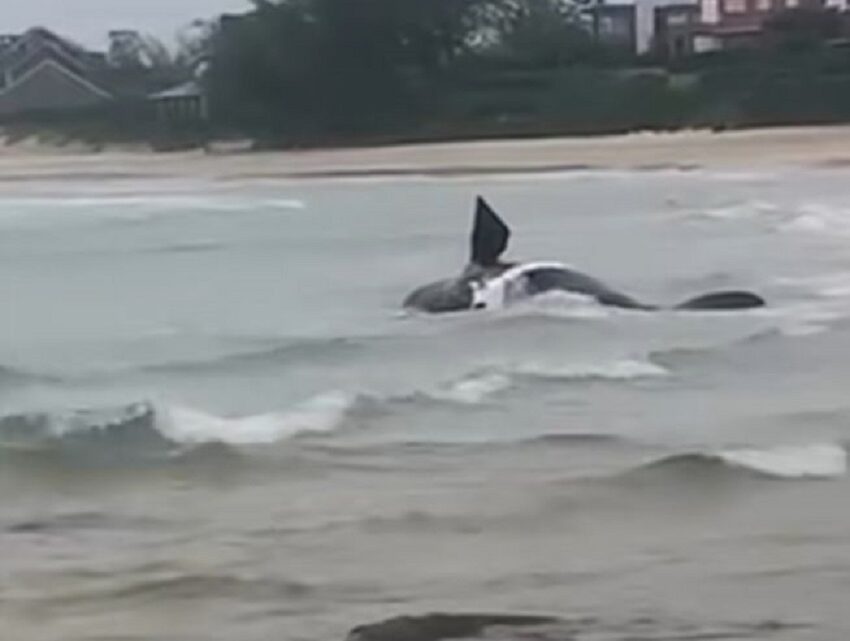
592, 3, 640, 53
592, 0, 849, 56
149, 79, 209, 123
0, 27, 112, 117
655, 4, 702, 57
590, 0, 701, 56
695, 0, 849, 50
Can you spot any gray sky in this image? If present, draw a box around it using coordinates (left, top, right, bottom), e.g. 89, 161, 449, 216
0, 0, 252, 49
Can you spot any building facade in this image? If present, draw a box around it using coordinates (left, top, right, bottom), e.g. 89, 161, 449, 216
696, 0, 848, 50
592, 0, 849, 56
0, 27, 112, 117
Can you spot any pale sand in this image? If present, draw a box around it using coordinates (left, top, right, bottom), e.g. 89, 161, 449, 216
1, 125, 850, 182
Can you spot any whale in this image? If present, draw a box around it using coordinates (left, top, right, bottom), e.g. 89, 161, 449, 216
403, 196, 765, 314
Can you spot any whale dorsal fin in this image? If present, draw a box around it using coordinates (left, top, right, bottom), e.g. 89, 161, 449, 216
470, 196, 511, 267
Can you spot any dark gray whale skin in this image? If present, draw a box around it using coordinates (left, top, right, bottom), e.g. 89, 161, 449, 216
403, 276, 474, 314
403, 197, 765, 314
346, 613, 559, 641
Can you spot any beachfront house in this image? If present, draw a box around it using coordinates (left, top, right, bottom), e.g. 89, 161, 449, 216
694, 0, 850, 50
590, 0, 701, 57
149, 79, 209, 123
591, 0, 850, 56
0, 27, 112, 117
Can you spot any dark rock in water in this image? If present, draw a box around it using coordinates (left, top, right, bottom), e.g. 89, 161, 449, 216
346, 613, 561, 641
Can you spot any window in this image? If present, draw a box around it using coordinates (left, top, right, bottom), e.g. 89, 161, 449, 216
724, 0, 747, 13
757, 0, 771, 9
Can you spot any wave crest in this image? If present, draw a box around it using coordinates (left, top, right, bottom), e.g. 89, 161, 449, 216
416, 358, 667, 406
160, 392, 356, 445
0, 391, 357, 465
630, 443, 847, 482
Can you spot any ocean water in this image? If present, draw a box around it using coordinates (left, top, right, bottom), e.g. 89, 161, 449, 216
3, 166, 850, 640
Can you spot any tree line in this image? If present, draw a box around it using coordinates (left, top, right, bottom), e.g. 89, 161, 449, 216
206, 0, 615, 141
8, 0, 848, 148
201, 0, 850, 145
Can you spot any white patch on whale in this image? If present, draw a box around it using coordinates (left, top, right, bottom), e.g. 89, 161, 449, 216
471, 261, 576, 311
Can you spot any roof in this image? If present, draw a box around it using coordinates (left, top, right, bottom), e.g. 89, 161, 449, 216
0, 58, 111, 115
0, 27, 105, 80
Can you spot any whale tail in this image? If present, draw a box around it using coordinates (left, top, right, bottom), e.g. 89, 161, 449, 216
674, 290, 766, 311
471, 196, 511, 267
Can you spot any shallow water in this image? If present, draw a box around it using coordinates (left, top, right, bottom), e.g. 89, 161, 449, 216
3, 167, 850, 640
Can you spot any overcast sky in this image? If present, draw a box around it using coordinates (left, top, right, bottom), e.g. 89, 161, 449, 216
0, 0, 252, 49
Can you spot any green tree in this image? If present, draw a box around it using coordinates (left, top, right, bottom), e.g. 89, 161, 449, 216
496, 0, 593, 67
209, 0, 500, 136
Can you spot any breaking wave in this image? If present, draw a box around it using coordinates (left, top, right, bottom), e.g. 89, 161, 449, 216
628, 443, 847, 482
417, 358, 668, 405
159, 392, 356, 445
0, 393, 359, 470
778, 203, 850, 237
0, 355, 668, 465
511, 358, 668, 381
425, 373, 513, 405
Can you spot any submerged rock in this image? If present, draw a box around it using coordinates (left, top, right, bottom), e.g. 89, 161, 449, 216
346, 613, 561, 641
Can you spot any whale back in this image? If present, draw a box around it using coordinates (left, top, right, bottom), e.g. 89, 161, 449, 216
403, 277, 474, 313
674, 290, 766, 311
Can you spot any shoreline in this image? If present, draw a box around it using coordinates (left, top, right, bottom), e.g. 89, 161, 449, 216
1, 124, 850, 182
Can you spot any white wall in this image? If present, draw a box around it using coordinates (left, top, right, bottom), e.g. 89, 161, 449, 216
701, 0, 720, 25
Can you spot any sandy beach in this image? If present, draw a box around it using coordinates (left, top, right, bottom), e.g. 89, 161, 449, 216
1, 125, 850, 181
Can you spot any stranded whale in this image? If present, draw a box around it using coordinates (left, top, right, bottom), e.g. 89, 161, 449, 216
403, 196, 765, 314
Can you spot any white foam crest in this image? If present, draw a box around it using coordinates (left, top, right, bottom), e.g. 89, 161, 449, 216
717, 443, 847, 479
160, 391, 355, 445
513, 358, 669, 380
778, 204, 850, 237
44, 402, 154, 438
261, 198, 307, 210
427, 373, 512, 405
424, 358, 666, 405
695, 200, 777, 221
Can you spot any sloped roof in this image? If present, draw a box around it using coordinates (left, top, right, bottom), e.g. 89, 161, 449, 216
0, 59, 111, 115
0, 26, 111, 114
0, 27, 102, 74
